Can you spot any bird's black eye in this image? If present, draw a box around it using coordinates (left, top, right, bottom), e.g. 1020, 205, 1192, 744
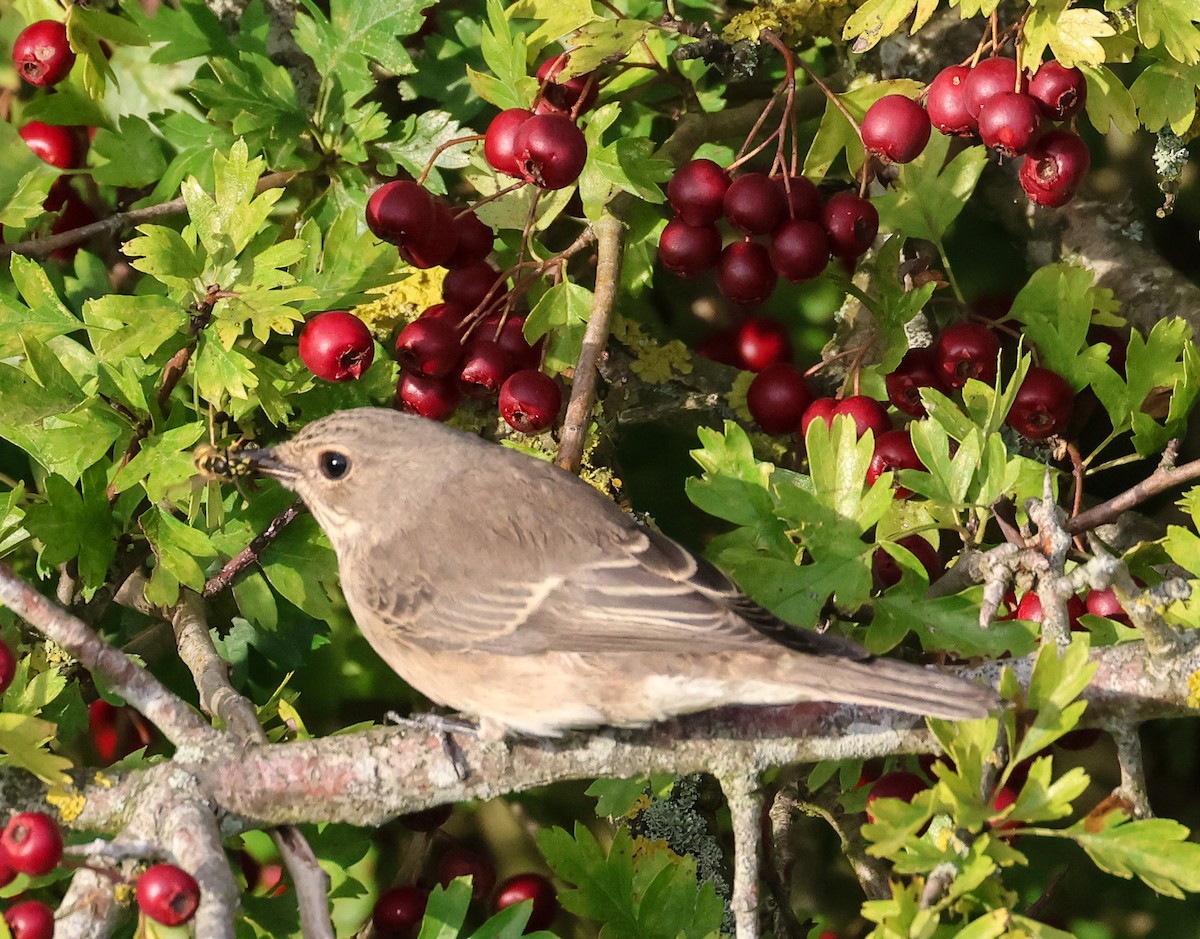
318, 450, 351, 480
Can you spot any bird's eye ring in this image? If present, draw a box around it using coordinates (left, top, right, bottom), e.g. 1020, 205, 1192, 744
318, 450, 351, 480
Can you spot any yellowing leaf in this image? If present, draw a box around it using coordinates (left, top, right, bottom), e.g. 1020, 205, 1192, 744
1137, 0, 1200, 64
1022, 0, 1116, 69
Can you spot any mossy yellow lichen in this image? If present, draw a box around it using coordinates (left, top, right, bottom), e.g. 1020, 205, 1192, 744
351, 267, 448, 339
1188, 670, 1200, 708
723, 0, 854, 45
48, 785, 87, 823
613, 317, 694, 384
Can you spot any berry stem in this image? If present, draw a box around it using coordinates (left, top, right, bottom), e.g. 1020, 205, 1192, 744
416, 134, 485, 187
794, 57, 861, 137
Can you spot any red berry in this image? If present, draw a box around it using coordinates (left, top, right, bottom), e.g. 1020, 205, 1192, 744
1006, 366, 1072, 439
866, 771, 928, 822
137, 863, 200, 926
1090, 325, 1128, 375
487, 314, 541, 370
0, 640, 14, 696
373, 885, 428, 938
933, 322, 1000, 389
886, 347, 942, 417
395, 318, 462, 378
511, 114, 587, 190
398, 804, 453, 832
366, 181, 436, 245
535, 54, 598, 116
0, 848, 14, 889
299, 311, 374, 381
868, 428, 926, 497
861, 95, 931, 164
494, 873, 559, 932
800, 397, 838, 437
821, 193, 878, 259
831, 395, 890, 440
977, 92, 1042, 157
926, 65, 977, 137
695, 328, 743, 368
658, 218, 722, 277
1015, 592, 1086, 631
746, 363, 813, 435
418, 302, 467, 333
397, 372, 461, 421
12, 20, 75, 88
1019, 130, 1090, 207
485, 108, 535, 178
773, 174, 822, 221
2, 812, 63, 876
736, 316, 792, 372
457, 339, 512, 397
990, 785, 1021, 838
723, 172, 783, 235
667, 159, 730, 226
964, 57, 1023, 118
4, 899, 54, 939
436, 846, 496, 902
1029, 61, 1087, 121
716, 241, 777, 306
770, 219, 829, 283
446, 211, 494, 268
19, 122, 83, 170
1085, 587, 1131, 626
872, 535, 942, 589
400, 199, 458, 270
499, 370, 561, 433
442, 262, 501, 313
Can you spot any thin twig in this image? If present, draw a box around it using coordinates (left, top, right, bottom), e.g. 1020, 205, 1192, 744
1066, 456, 1200, 534
203, 501, 304, 598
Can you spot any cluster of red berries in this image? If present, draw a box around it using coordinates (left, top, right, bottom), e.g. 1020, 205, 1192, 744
659, 159, 878, 304
372, 807, 558, 937
0, 809, 199, 936
482, 55, 596, 190
863, 57, 1090, 206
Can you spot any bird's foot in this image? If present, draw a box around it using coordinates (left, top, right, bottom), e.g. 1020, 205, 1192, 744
385, 711, 477, 781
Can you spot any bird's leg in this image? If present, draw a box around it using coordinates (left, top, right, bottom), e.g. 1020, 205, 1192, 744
719, 771, 765, 939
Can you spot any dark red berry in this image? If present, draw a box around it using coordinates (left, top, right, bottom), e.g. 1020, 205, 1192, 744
485, 108, 535, 178
1006, 366, 1072, 439
667, 159, 730, 226
2, 812, 63, 876
457, 339, 512, 397
12, 20, 75, 88
46, 184, 96, 262
737, 316, 792, 372
886, 347, 942, 417
400, 199, 458, 269
373, 885, 428, 938
800, 397, 838, 437
1085, 588, 1131, 626
990, 785, 1021, 839
868, 428, 926, 497
397, 372, 461, 421
658, 218, 721, 277
442, 262, 501, 312
494, 873, 559, 932
366, 181, 435, 245
499, 370, 561, 433
926, 65, 976, 137
137, 863, 200, 926
0, 848, 14, 889
695, 328, 743, 368
418, 302, 467, 332
872, 534, 942, 589
821, 193, 878, 259
487, 314, 541, 370
723, 172, 783, 235
535, 54, 598, 116
977, 92, 1042, 157
866, 771, 928, 823
395, 318, 462, 378
716, 241, 777, 306
770, 219, 829, 283
747, 363, 813, 434
0, 640, 14, 696
512, 114, 587, 190
1029, 61, 1087, 121
445, 211, 494, 268
1019, 130, 1090, 207
19, 121, 83, 170
861, 95, 931, 164
964, 57, 1023, 118
299, 311, 374, 381
773, 174, 822, 221
933, 322, 1000, 389
398, 804, 453, 832
1015, 592, 1087, 631
832, 395, 890, 439
436, 846, 496, 902
4, 899, 54, 939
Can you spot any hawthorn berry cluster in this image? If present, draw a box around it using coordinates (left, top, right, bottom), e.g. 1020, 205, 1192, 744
863, 57, 1091, 206
372, 807, 559, 938
660, 159, 878, 304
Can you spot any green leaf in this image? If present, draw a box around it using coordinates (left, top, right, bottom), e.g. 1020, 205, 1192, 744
292, 208, 400, 314
842, 0, 940, 52
259, 514, 341, 623
109, 422, 207, 502
296, 0, 422, 80
874, 131, 988, 245
1129, 58, 1200, 135
524, 281, 593, 373
1007, 757, 1090, 824
470, 0, 537, 110
579, 104, 671, 220
416, 879, 472, 939
558, 18, 652, 74
23, 472, 117, 592
124, 225, 206, 292
685, 422, 776, 528
375, 110, 477, 194
0, 712, 73, 784
1135, 0, 1200, 64
1021, 0, 1116, 69
1065, 812, 1200, 897
507, 0, 604, 50
0, 121, 58, 230
88, 115, 170, 188
194, 332, 259, 403
141, 505, 220, 599
84, 294, 189, 361
1011, 638, 1095, 765
1080, 65, 1139, 134
0, 256, 82, 357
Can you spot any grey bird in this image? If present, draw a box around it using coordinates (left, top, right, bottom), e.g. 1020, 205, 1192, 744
232, 407, 995, 739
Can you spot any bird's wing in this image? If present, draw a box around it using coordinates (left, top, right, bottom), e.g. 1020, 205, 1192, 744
395, 520, 870, 659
